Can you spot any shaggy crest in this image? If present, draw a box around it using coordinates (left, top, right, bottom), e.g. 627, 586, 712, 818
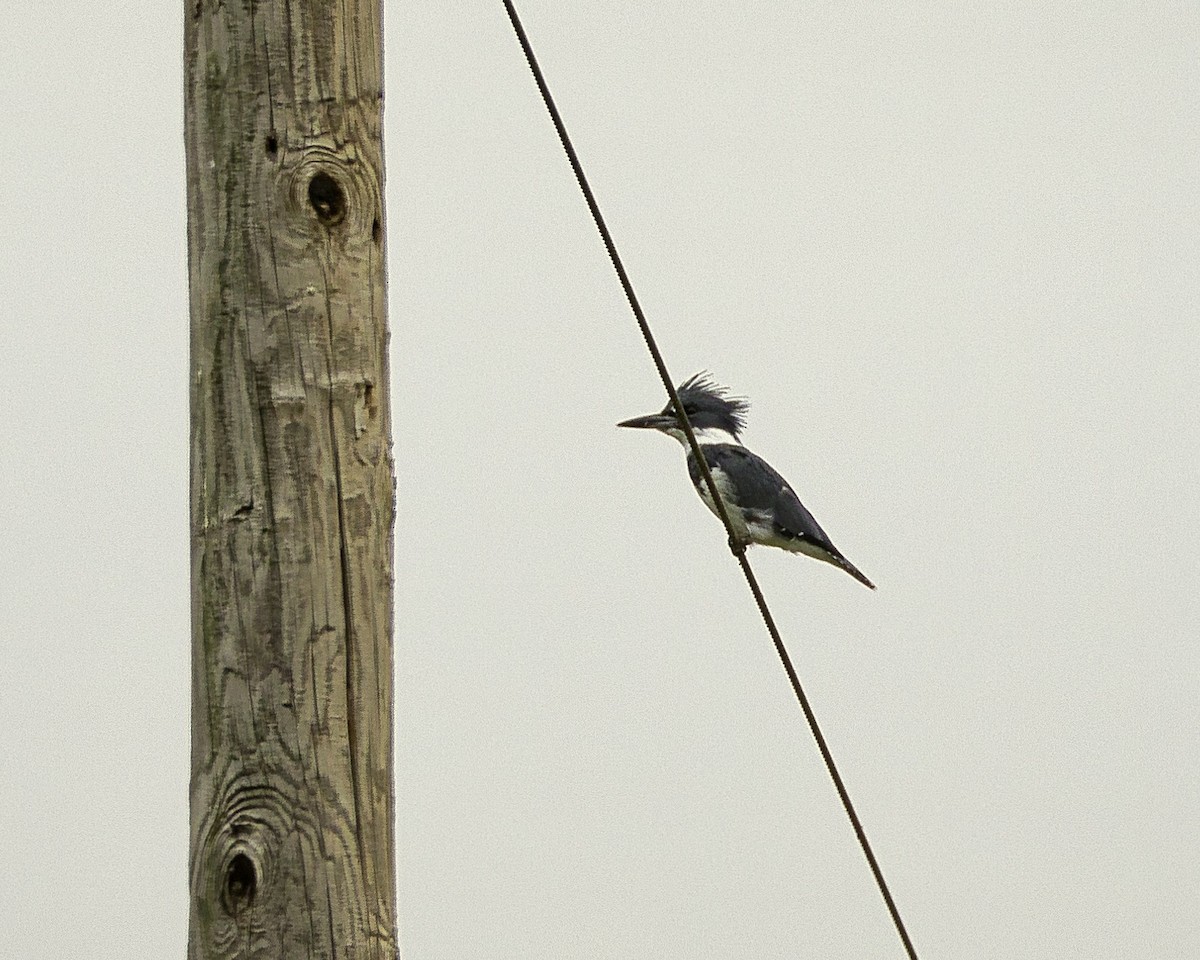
668, 372, 750, 436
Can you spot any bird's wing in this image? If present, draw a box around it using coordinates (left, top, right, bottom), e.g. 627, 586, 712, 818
699, 445, 839, 552
694, 444, 875, 588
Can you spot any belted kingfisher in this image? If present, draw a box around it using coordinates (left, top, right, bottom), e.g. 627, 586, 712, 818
619, 373, 875, 589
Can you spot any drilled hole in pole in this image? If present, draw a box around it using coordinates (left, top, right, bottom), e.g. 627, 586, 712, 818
224, 852, 257, 913
308, 172, 347, 225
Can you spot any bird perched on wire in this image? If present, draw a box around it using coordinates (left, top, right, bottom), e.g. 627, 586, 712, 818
618, 373, 875, 589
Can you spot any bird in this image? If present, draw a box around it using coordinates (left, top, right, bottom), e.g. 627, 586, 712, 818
618, 373, 875, 589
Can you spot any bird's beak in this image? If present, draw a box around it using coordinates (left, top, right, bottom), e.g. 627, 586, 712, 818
617, 413, 674, 431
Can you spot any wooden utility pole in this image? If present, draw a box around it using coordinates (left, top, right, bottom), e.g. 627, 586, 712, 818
184, 2, 396, 958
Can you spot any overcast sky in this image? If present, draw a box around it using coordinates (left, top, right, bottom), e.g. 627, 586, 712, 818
3, 2, 1198, 958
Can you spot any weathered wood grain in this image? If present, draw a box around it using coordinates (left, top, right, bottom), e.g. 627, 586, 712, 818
185, 1, 396, 957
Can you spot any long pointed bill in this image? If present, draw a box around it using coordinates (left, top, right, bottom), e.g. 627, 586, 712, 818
617, 413, 675, 430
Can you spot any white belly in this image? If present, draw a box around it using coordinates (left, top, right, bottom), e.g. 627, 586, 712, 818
696, 465, 753, 541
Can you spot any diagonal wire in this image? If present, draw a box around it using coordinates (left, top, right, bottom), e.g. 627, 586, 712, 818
499, 3, 919, 959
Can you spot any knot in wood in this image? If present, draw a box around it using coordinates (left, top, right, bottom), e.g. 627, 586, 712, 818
282, 143, 381, 245
196, 784, 288, 925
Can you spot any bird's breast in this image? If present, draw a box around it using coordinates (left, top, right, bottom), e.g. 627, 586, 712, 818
693, 462, 754, 539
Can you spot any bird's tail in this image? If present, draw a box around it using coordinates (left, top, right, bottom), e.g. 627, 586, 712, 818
833, 554, 876, 590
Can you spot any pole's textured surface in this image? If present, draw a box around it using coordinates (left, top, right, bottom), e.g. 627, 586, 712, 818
185, 2, 395, 957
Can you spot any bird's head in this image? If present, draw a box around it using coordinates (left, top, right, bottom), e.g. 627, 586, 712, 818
618, 372, 748, 445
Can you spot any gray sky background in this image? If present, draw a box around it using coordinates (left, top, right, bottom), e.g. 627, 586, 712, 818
2, 2, 1197, 958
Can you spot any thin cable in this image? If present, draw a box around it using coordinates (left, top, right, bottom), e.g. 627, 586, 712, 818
499, 4, 918, 959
